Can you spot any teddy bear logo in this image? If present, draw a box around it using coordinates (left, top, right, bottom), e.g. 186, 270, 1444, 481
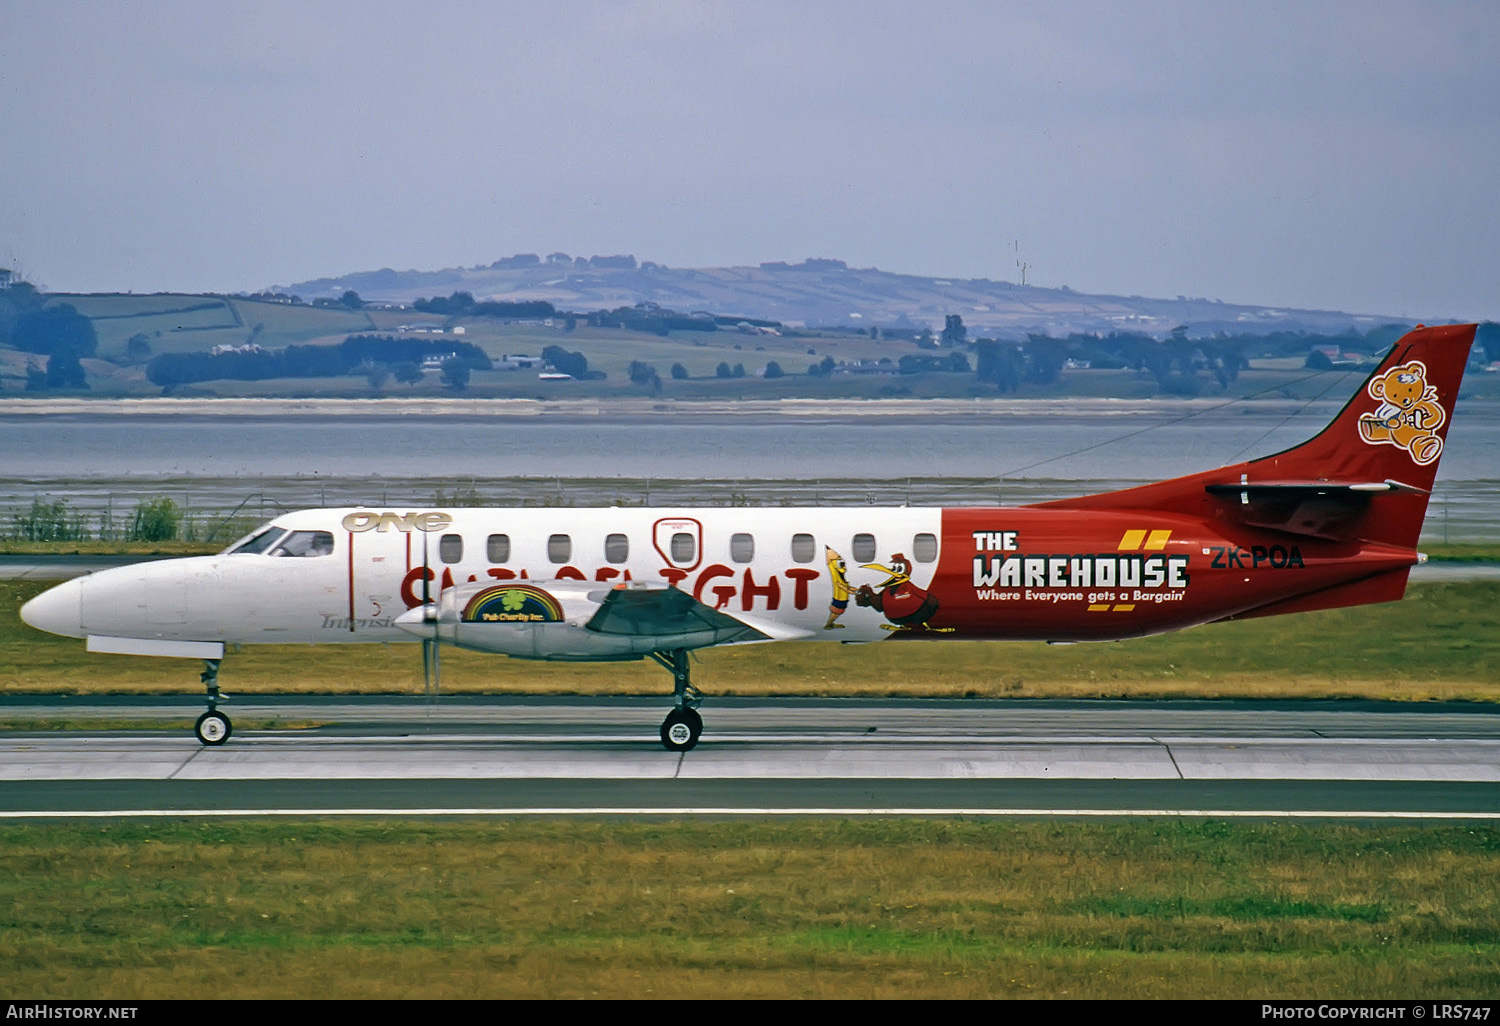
1356, 360, 1446, 466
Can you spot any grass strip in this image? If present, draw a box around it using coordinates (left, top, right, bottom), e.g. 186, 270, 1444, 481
3, 819, 1497, 999
0, 541, 220, 556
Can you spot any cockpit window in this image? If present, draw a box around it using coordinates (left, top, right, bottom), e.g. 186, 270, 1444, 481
270, 530, 335, 558
227, 527, 286, 555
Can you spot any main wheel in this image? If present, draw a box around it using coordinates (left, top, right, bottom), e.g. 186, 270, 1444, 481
660, 708, 701, 752
195, 710, 232, 746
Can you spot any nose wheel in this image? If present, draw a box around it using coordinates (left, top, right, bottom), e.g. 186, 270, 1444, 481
195, 658, 232, 746
195, 709, 232, 746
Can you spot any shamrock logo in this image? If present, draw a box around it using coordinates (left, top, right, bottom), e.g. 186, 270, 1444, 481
500, 590, 527, 612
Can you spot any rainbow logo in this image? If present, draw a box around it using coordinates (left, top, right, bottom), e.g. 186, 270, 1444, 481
461, 584, 565, 624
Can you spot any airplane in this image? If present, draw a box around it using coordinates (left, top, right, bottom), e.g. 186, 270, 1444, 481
19, 323, 1477, 751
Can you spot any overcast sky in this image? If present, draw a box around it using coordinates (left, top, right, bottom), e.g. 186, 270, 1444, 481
2, 1, 1496, 320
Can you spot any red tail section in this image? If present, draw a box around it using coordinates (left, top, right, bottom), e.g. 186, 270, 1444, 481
1035, 324, 1476, 549
1249, 322, 1472, 491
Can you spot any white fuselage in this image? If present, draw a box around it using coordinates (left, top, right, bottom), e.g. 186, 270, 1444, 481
26, 506, 946, 648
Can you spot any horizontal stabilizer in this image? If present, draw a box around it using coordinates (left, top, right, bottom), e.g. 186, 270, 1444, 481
1202, 478, 1429, 540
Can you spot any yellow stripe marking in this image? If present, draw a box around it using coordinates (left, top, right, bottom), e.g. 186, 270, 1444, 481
1112, 604, 1136, 612
1088, 603, 1111, 612
1144, 529, 1172, 550
1118, 529, 1146, 550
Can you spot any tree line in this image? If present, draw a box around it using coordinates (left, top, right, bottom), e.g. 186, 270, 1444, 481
587, 305, 718, 336
146, 335, 492, 388
972, 324, 1421, 395
412, 291, 557, 320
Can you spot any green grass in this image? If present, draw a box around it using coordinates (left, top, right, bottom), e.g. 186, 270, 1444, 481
4, 577, 1498, 701
1424, 543, 1500, 563
226, 297, 376, 349
3, 819, 1497, 998
0, 540, 220, 556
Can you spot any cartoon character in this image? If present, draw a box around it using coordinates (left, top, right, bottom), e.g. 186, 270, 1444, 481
854, 552, 954, 632
824, 546, 850, 629
1357, 360, 1446, 465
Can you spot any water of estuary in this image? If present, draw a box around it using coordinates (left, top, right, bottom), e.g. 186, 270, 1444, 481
2, 402, 1495, 542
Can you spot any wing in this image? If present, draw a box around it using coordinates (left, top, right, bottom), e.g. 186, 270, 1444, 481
586, 584, 767, 640
398, 580, 811, 661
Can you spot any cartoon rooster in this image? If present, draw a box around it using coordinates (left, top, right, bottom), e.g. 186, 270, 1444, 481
854, 553, 953, 632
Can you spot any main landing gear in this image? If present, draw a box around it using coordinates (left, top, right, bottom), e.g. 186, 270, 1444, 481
194, 658, 232, 746
652, 648, 702, 752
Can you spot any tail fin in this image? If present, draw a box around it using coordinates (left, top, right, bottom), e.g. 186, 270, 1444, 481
1034, 323, 1477, 549
1251, 322, 1473, 492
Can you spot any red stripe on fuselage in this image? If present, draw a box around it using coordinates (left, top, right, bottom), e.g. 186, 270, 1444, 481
346, 530, 356, 631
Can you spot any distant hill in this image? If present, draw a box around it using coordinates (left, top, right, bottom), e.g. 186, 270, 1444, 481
277, 254, 1407, 339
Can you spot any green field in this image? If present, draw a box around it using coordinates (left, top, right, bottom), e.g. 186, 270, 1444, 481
4, 819, 1497, 999
40, 293, 378, 363
5, 577, 1497, 701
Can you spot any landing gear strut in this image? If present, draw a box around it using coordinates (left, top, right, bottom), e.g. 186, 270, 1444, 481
194, 658, 232, 746
652, 648, 702, 752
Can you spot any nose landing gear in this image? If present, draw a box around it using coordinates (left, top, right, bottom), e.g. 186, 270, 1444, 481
194, 658, 232, 746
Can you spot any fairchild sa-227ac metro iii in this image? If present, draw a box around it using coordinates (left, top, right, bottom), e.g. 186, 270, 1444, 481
19, 324, 1477, 751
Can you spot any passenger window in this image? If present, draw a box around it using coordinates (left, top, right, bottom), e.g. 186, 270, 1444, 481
548, 534, 572, 563
487, 534, 510, 563
852, 533, 876, 562
272, 530, 334, 558
439, 534, 463, 564
914, 533, 938, 563
790, 533, 815, 563
605, 533, 629, 563
670, 532, 695, 563
730, 532, 755, 563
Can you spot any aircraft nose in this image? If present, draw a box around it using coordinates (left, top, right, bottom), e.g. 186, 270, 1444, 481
20, 578, 85, 639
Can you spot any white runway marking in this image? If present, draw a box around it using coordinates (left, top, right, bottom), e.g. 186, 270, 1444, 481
3, 808, 1500, 820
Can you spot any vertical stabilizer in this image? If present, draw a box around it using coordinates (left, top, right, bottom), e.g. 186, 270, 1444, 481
1246, 323, 1473, 494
